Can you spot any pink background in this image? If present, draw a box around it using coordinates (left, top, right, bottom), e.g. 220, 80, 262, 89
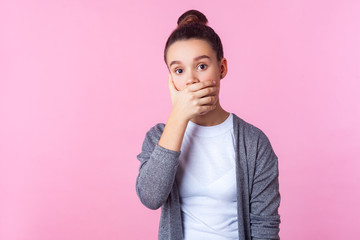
1, 0, 359, 239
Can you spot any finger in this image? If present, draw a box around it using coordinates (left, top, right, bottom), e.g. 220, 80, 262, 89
195, 86, 218, 98
198, 95, 218, 106
187, 80, 216, 92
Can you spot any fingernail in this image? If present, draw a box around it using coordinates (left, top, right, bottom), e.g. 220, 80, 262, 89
213, 81, 216, 84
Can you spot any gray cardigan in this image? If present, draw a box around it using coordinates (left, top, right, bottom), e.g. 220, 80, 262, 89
136, 113, 281, 240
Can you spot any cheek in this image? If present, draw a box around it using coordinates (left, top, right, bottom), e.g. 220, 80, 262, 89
173, 78, 186, 91
200, 69, 221, 82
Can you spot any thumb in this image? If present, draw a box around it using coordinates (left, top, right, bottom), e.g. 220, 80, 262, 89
168, 73, 178, 93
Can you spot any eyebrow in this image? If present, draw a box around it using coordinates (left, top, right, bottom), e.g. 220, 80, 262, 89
169, 55, 211, 67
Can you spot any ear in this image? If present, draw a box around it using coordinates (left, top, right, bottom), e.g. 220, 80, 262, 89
219, 58, 228, 79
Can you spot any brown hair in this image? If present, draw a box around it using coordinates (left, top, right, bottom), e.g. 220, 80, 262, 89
164, 10, 224, 64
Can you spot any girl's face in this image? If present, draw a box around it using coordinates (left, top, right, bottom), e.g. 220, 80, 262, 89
166, 39, 227, 91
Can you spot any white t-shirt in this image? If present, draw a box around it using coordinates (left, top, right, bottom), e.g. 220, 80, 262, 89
176, 113, 238, 239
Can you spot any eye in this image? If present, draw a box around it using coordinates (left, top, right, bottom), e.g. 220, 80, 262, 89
175, 68, 183, 74
197, 64, 208, 71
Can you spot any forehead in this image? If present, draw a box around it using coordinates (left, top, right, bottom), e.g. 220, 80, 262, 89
166, 39, 216, 63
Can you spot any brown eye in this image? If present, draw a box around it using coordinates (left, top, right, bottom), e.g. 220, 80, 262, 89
175, 69, 183, 74
197, 64, 207, 70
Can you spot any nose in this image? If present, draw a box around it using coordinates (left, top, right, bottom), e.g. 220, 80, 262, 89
185, 71, 200, 86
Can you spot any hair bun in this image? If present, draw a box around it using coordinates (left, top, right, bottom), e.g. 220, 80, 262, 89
177, 10, 208, 27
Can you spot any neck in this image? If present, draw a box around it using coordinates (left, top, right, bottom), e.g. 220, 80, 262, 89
190, 101, 229, 126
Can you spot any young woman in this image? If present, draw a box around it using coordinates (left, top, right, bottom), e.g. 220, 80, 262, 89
136, 10, 281, 240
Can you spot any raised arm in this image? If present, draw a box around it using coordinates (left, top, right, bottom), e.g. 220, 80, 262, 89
136, 74, 218, 209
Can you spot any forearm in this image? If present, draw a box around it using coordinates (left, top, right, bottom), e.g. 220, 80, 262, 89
158, 110, 188, 152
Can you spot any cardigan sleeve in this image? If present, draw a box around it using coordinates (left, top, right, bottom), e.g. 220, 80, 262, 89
135, 124, 181, 210
250, 131, 281, 240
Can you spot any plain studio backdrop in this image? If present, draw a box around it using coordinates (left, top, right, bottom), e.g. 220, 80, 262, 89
1, 0, 359, 239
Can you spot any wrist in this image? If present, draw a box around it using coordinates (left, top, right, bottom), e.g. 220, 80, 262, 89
169, 109, 190, 125
158, 111, 188, 152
